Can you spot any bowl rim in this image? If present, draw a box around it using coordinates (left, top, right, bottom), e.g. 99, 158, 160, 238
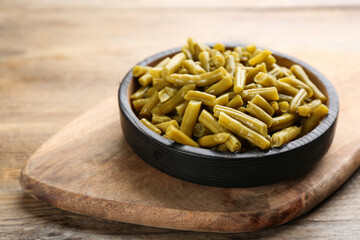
118, 45, 339, 160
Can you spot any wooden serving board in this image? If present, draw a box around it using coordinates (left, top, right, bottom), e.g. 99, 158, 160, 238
20, 94, 360, 233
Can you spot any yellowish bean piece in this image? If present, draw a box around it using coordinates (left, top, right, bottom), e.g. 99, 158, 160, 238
270, 101, 279, 112
215, 93, 229, 106
140, 118, 162, 135
268, 64, 284, 78
233, 66, 246, 93
198, 110, 241, 152
156, 120, 179, 133
181, 46, 193, 60
193, 43, 207, 61
199, 51, 210, 72
152, 84, 196, 115
237, 106, 247, 113
248, 49, 272, 66
130, 86, 150, 100
298, 99, 322, 117
198, 133, 230, 147
158, 87, 177, 103
269, 113, 298, 132
225, 55, 236, 76
193, 122, 212, 138
278, 94, 294, 102
187, 37, 196, 55
213, 43, 226, 52
152, 114, 171, 124
139, 72, 153, 86
155, 57, 171, 68
241, 87, 279, 101
180, 100, 202, 137
149, 67, 163, 78
264, 55, 276, 70
184, 90, 216, 106
166, 125, 199, 148
226, 95, 243, 109
175, 101, 188, 117
213, 105, 268, 136
177, 68, 189, 74
140, 90, 160, 116
163, 134, 172, 140
218, 112, 270, 150
132, 98, 149, 112
301, 104, 329, 136
271, 126, 302, 147
211, 49, 225, 68
290, 65, 326, 102
152, 77, 163, 85
234, 46, 243, 56
216, 143, 229, 152
162, 52, 186, 77
278, 76, 313, 97
281, 67, 293, 77
244, 83, 257, 90
166, 67, 225, 86
132, 65, 149, 77
254, 72, 299, 96
276, 101, 290, 115
289, 88, 308, 112
251, 94, 275, 116
232, 51, 240, 62
145, 80, 168, 97
246, 102, 273, 127
246, 44, 256, 53
205, 73, 233, 96
246, 63, 267, 84
182, 59, 206, 75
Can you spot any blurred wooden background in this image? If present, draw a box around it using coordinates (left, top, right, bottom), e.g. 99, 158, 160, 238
1, 0, 360, 239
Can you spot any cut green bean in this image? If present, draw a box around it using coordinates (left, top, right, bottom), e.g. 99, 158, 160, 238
298, 99, 322, 117
271, 126, 302, 147
218, 112, 270, 149
251, 94, 275, 116
184, 90, 216, 106
301, 104, 329, 136
290, 65, 326, 102
198, 110, 241, 152
213, 105, 268, 136
180, 100, 202, 137
289, 88, 308, 112
246, 102, 273, 127
140, 118, 162, 135
156, 120, 179, 133
198, 133, 230, 147
166, 125, 199, 148
233, 66, 246, 93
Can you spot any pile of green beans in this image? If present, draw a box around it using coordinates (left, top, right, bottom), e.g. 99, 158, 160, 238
130, 38, 329, 152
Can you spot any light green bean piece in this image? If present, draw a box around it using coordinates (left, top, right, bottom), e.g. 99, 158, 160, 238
184, 90, 216, 106
166, 125, 199, 148
162, 52, 186, 77
271, 126, 302, 147
213, 105, 268, 136
290, 65, 326, 102
180, 100, 202, 137
182, 59, 206, 75
198, 133, 230, 147
198, 110, 241, 152
218, 112, 270, 150
289, 88, 308, 112
140, 118, 162, 135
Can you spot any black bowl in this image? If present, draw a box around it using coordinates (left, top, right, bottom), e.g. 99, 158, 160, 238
118, 45, 339, 188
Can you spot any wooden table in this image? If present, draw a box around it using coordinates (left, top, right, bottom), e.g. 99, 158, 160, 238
1, 1, 360, 239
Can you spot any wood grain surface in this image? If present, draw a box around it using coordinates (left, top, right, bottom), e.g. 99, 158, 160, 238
1, 0, 360, 239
